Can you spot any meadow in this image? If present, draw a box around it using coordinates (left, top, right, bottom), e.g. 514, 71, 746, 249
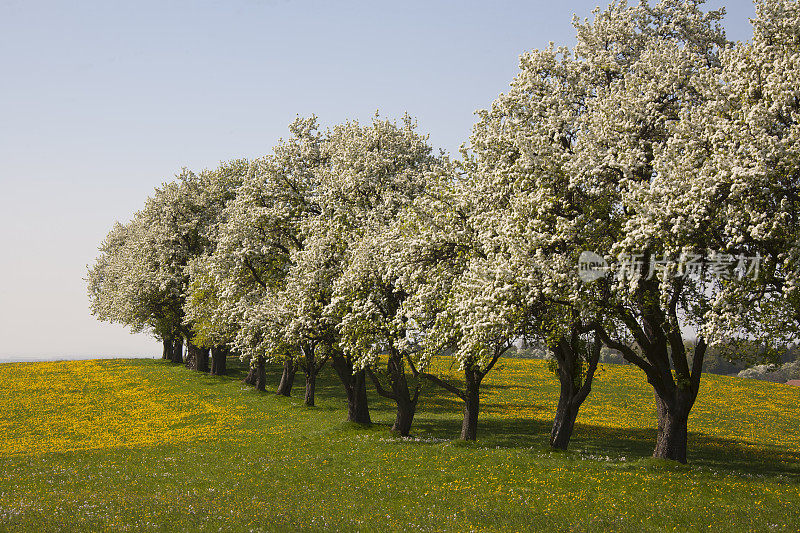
0, 357, 798, 532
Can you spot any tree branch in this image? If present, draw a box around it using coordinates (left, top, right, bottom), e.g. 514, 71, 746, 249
366, 367, 399, 401
418, 372, 466, 402
243, 257, 268, 290
690, 337, 707, 396
576, 332, 602, 405
590, 322, 655, 378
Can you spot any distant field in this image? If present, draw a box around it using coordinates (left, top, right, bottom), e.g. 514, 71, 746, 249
0, 358, 798, 532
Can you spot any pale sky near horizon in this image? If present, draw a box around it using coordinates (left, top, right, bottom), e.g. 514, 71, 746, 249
0, 0, 756, 361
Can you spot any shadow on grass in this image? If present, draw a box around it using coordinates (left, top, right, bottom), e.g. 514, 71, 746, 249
176, 357, 800, 482
409, 414, 800, 480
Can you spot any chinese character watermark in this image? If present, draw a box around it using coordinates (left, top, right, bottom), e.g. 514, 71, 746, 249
577, 251, 609, 282
577, 251, 761, 283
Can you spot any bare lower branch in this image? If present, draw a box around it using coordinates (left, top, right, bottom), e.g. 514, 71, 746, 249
418, 372, 466, 402
366, 367, 399, 401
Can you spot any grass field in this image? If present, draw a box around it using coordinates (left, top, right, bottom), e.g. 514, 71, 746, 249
0, 357, 798, 532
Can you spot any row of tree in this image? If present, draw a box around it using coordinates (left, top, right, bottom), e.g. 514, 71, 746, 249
88, 0, 800, 464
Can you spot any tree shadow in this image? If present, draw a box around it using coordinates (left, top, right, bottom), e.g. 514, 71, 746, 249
212, 357, 800, 481
408, 414, 800, 481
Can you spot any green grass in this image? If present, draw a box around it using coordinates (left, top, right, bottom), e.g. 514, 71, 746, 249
0, 357, 798, 532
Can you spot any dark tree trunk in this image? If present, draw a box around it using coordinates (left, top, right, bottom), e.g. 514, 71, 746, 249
276, 358, 296, 397
198, 347, 210, 373
332, 354, 371, 424
349, 370, 371, 424
395, 359, 420, 435
549, 334, 600, 450
652, 391, 691, 463
210, 346, 227, 376
299, 344, 324, 407
550, 391, 580, 450
253, 357, 267, 392
419, 348, 508, 441
605, 334, 697, 464
162, 337, 172, 360
460, 368, 482, 441
393, 396, 416, 436
304, 371, 316, 407
184, 344, 195, 369
648, 338, 705, 463
389, 357, 417, 435
593, 272, 709, 463
243, 363, 257, 387
170, 338, 183, 364
366, 354, 419, 436
187, 342, 209, 372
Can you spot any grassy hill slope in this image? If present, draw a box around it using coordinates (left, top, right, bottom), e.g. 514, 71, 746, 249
0, 357, 798, 532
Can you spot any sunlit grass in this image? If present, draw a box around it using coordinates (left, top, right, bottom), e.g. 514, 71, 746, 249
0, 357, 798, 532
0, 360, 246, 455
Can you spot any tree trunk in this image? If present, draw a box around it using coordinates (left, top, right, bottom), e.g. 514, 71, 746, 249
460, 368, 482, 440
389, 356, 417, 436
198, 347, 209, 373
299, 344, 323, 407
623, 277, 707, 463
304, 371, 316, 407
365, 355, 419, 436
332, 355, 371, 424
186, 342, 209, 372
550, 391, 579, 450
393, 396, 416, 436
548, 335, 600, 450
170, 338, 183, 364
550, 340, 578, 450
653, 392, 691, 463
243, 363, 257, 387
253, 357, 267, 392
162, 337, 172, 360
184, 344, 195, 369
210, 346, 227, 376
276, 358, 296, 397
349, 370, 371, 424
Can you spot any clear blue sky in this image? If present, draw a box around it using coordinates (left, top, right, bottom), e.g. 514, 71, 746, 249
0, 0, 755, 361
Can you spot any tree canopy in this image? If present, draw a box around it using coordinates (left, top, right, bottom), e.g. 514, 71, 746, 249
88, 0, 800, 464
